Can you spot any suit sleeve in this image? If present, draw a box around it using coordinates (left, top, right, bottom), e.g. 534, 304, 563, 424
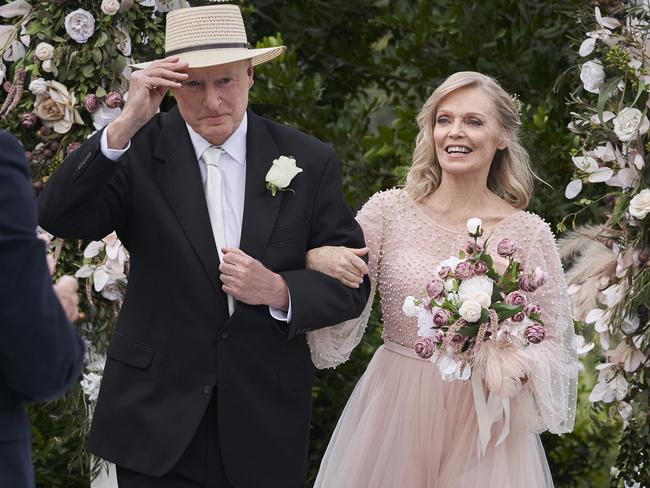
0, 131, 84, 402
279, 150, 371, 337
37, 128, 131, 241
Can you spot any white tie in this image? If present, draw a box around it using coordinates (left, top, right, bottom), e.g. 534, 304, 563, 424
203, 146, 235, 316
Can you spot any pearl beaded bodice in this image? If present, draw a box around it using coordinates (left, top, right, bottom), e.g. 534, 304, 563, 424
357, 188, 564, 348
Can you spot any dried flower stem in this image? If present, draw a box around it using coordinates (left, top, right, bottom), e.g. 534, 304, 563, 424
0, 68, 25, 119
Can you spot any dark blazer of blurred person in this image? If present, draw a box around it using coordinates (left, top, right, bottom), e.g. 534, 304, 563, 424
0, 130, 84, 488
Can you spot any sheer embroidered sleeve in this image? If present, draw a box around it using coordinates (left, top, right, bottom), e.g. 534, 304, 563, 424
513, 217, 578, 434
307, 191, 385, 369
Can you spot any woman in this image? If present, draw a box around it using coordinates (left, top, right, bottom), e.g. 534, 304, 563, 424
307, 72, 577, 487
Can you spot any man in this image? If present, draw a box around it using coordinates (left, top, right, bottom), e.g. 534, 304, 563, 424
0, 130, 84, 487
38, 5, 370, 487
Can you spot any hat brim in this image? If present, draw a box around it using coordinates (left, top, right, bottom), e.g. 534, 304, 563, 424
130, 46, 286, 70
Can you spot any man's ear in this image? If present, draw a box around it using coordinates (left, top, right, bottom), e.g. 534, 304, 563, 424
247, 62, 254, 87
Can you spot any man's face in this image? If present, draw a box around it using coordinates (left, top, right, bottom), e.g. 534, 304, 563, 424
173, 59, 254, 145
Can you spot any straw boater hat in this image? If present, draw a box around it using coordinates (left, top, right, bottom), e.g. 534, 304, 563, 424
132, 4, 286, 69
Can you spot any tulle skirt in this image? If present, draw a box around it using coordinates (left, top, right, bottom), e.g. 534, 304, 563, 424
314, 342, 554, 488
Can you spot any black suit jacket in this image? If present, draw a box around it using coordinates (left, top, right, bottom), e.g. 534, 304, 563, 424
0, 130, 84, 488
38, 108, 370, 487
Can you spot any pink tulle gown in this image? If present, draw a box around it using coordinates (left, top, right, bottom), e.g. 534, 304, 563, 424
310, 189, 577, 488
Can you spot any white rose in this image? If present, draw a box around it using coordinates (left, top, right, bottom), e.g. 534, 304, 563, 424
42, 59, 53, 73
444, 278, 458, 292
29, 77, 48, 95
34, 42, 54, 61
265, 155, 303, 189
101, 0, 121, 16
629, 188, 650, 219
613, 107, 650, 142
472, 291, 491, 308
402, 296, 419, 317
580, 60, 605, 94
466, 217, 482, 236
459, 299, 482, 323
65, 9, 96, 44
458, 275, 493, 306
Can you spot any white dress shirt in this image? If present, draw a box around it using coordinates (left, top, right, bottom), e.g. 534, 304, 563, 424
99, 114, 291, 321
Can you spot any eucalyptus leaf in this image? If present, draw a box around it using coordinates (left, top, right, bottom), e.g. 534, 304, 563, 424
82, 64, 94, 78
96, 31, 108, 48
458, 323, 480, 336
597, 76, 621, 123
92, 49, 102, 65
492, 302, 523, 321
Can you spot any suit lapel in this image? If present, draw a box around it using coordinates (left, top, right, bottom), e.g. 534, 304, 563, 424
153, 107, 227, 313
239, 110, 284, 260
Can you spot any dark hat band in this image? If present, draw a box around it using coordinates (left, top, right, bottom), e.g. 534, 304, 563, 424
166, 42, 251, 57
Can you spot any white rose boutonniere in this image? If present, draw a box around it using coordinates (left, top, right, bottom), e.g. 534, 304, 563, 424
265, 155, 303, 196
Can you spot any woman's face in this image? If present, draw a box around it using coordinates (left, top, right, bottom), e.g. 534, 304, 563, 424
433, 85, 507, 179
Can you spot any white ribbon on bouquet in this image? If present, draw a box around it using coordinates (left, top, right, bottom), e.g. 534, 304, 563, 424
471, 373, 511, 457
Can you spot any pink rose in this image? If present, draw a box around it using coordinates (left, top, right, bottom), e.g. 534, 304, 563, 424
432, 329, 445, 343
414, 337, 435, 359
84, 94, 100, 112
450, 332, 467, 352
519, 267, 548, 292
497, 238, 517, 257
105, 91, 123, 109
532, 267, 548, 287
432, 307, 452, 327
524, 302, 541, 317
426, 278, 445, 298
473, 261, 488, 275
465, 239, 484, 256
20, 112, 38, 129
505, 291, 527, 307
454, 261, 474, 280
438, 265, 451, 279
511, 312, 526, 322
524, 324, 546, 344
66, 142, 81, 154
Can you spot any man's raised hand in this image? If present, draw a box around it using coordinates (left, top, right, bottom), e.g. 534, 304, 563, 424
106, 56, 189, 149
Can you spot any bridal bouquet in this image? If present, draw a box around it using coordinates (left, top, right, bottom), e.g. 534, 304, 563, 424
404, 218, 548, 399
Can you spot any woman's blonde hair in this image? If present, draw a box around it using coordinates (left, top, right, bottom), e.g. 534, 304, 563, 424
404, 71, 534, 209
